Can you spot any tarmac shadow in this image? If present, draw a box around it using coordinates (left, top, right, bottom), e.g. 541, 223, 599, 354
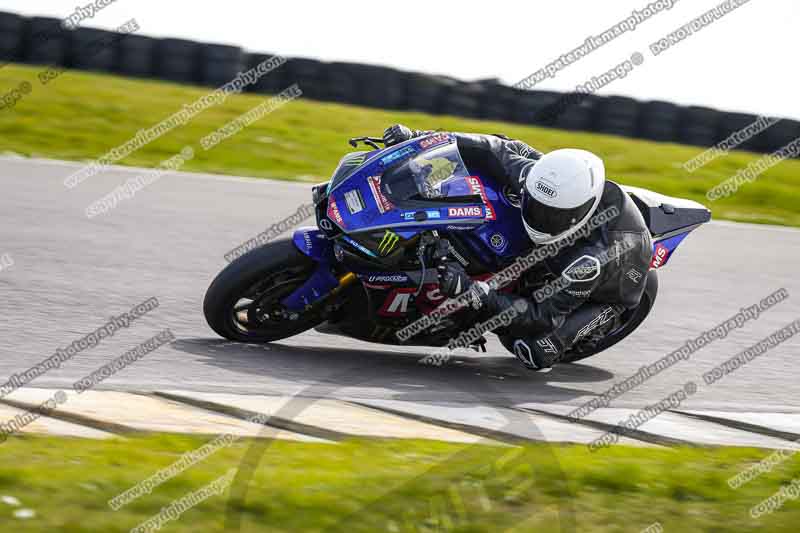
171, 338, 614, 406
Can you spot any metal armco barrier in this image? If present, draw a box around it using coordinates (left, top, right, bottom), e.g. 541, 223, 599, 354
1, 10, 797, 157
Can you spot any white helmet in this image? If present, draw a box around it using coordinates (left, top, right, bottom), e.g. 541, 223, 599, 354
520, 149, 605, 245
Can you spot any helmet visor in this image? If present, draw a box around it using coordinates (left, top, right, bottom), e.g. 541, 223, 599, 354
521, 192, 595, 240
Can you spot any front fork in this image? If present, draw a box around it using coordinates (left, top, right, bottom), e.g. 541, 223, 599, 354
281, 228, 356, 313
283, 227, 442, 315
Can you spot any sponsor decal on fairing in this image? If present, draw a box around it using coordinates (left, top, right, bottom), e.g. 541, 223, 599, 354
344, 189, 366, 214
366, 274, 409, 283
466, 176, 496, 220
327, 197, 345, 228
367, 175, 394, 214
378, 230, 401, 256
651, 243, 669, 269
380, 146, 416, 166
447, 206, 484, 218
419, 133, 450, 150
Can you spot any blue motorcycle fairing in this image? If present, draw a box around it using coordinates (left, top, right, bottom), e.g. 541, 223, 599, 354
650, 231, 690, 269
283, 228, 340, 312
326, 135, 530, 263
285, 136, 539, 311
292, 227, 332, 262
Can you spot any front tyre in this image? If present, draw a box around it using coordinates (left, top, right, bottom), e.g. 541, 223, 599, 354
203, 238, 325, 343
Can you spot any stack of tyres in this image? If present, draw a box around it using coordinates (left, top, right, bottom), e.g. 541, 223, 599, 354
328, 63, 406, 110
324, 62, 360, 104
479, 81, 521, 123
156, 38, 200, 84
200, 44, 245, 87
556, 93, 600, 133
717, 112, 770, 153
405, 72, 448, 114
595, 96, 641, 138
679, 106, 721, 148
513, 90, 561, 126
245, 53, 288, 95
760, 119, 800, 157
440, 81, 485, 119
24, 16, 68, 67
117, 34, 156, 77
0, 11, 25, 63
639, 101, 681, 142
284, 58, 328, 101
70, 27, 116, 72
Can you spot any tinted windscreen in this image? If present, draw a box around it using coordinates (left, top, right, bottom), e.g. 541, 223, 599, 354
329, 152, 369, 190
381, 142, 470, 203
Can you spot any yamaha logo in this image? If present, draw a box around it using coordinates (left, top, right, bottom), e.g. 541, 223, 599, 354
489, 233, 506, 250
535, 180, 557, 199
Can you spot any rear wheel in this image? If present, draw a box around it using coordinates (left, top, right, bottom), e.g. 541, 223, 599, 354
203, 239, 326, 343
562, 270, 659, 364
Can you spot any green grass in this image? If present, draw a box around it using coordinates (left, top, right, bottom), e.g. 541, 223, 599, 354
1, 433, 799, 532
1, 64, 799, 226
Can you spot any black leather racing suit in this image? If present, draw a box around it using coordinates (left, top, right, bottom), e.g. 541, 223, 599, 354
413, 131, 654, 367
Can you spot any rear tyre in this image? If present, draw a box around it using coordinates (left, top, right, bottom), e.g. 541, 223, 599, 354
203, 239, 325, 343
561, 271, 659, 364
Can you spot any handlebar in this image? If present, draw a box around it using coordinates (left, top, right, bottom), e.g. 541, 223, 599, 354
348, 136, 386, 150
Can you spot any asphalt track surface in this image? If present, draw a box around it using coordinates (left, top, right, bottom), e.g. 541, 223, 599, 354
1, 157, 799, 418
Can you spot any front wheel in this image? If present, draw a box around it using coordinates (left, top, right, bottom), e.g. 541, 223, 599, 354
203, 239, 325, 343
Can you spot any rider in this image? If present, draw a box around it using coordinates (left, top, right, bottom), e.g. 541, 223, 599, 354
383, 124, 654, 371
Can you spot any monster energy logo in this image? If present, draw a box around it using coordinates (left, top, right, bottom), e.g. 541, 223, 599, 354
378, 230, 401, 256
344, 155, 366, 167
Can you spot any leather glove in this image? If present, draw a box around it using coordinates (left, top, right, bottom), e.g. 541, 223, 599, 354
437, 262, 490, 310
383, 124, 414, 146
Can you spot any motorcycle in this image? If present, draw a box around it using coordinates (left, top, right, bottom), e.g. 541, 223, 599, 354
204, 133, 710, 363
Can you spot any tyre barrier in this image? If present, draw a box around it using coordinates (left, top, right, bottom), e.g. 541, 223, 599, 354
359, 64, 406, 110
23, 16, 68, 67
552, 93, 602, 131
328, 62, 406, 110
116, 34, 156, 78
322, 62, 360, 105
156, 38, 200, 84
69, 27, 116, 72
284, 57, 326, 100
554, 94, 599, 133
595, 96, 640, 138
638, 101, 681, 142
717, 112, 766, 152
405, 72, 448, 114
678, 106, 722, 148
478, 81, 519, 123
761, 119, 800, 154
513, 90, 561, 125
0, 8, 795, 158
0, 11, 25, 63
439, 80, 484, 119
200, 44, 244, 88
245, 53, 287, 95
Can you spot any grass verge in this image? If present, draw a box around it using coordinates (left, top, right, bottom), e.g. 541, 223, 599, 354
0, 433, 798, 531
1, 64, 799, 227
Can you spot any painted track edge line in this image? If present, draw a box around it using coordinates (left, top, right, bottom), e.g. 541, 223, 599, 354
345, 400, 547, 445
669, 410, 800, 444
0, 397, 138, 435
151, 391, 348, 442
515, 407, 690, 448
